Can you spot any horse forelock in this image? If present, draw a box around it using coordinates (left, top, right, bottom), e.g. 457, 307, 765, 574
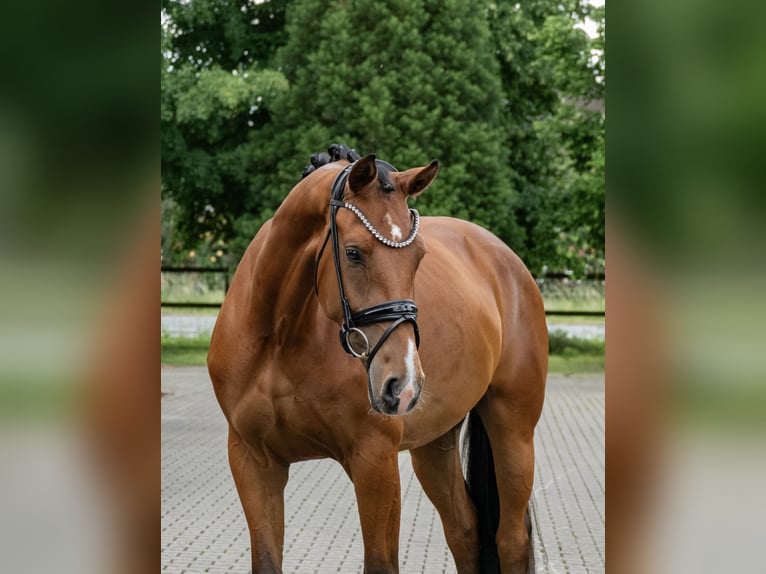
376, 162, 397, 194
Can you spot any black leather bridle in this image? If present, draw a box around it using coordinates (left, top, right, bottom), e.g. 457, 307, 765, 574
313, 159, 421, 371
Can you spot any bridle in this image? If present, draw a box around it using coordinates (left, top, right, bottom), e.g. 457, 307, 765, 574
313, 160, 421, 371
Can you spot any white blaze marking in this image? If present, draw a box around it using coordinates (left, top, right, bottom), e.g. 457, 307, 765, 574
404, 338, 416, 386
397, 338, 417, 415
384, 212, 403, 241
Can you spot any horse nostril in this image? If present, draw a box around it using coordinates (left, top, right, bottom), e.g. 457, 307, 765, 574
382, 377, 400, 409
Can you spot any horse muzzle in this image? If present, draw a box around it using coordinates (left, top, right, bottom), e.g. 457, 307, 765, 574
378, 374, 422, 416
368, 337, 424, 416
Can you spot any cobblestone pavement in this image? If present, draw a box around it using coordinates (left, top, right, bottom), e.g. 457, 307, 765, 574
162, 367, 604, 573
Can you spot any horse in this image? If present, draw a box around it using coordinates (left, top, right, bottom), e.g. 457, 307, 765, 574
207, 145, 548, 574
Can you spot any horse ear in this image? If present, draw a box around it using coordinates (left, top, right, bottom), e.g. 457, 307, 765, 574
348, 154, 378, 195
401, 160, 439, 197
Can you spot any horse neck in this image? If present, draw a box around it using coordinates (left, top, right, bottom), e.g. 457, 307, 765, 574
249, 168, 337, 342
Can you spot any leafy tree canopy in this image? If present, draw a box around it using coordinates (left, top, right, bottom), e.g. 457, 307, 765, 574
161, 0, 290, 265
161, 0, 604, 277
253, 0, 521, 249
489, 0, 605, 274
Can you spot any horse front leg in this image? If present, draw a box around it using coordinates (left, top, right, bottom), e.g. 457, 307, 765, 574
345, 445, 402, 574
227, 426, 289, 573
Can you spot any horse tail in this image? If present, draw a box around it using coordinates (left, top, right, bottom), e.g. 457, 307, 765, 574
464, 409, 500, 573
464, 409, 537, 574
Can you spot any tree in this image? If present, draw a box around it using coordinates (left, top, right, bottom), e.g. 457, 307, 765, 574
160, 0, 605, 276
161, 0, 290, 266
252, 0, 522, 251
489, 0, 605, 275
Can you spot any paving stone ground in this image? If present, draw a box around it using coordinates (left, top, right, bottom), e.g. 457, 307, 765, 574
162, 367, 604, 573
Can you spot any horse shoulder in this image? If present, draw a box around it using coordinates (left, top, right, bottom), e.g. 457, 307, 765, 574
208, 220, 275, 409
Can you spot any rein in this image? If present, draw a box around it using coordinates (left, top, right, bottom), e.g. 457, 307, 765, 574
313, 160, 421, 370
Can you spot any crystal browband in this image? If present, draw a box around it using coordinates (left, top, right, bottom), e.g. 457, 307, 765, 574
336, 201, 420, 248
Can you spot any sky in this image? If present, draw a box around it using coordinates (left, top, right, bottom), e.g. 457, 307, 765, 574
579, 0, 605, 38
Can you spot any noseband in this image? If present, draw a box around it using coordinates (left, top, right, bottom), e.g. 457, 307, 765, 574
314, 160, 421, 370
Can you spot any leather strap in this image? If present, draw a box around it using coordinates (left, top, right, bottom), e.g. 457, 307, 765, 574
313, 156, 421, 371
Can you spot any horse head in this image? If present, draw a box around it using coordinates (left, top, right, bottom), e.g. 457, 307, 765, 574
315, 154, 439, 416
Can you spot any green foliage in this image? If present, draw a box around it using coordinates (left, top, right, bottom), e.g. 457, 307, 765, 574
254, 0, 520, 247
548, 330, 605, 356
489, 0, 605, 275
526, 99, 606, 277
160, 0, 605, 277
547, 329, 604, 374
161, 57, 287, 252
161, 334, 211, 366
547, 354, 604, 374
161, 0, 290, 263
162, 0, 289, 71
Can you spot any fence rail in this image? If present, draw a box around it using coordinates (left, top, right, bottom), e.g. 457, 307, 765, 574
542, 309, 604, 317
160, 301, 225, 309
160, 267, 605, 317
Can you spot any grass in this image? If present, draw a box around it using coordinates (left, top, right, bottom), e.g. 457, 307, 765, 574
546, 330, 604, 374
548, 330, 604, 355
161, 330, 604, 374
161, 335, 210, 366
548, 354, 604, 374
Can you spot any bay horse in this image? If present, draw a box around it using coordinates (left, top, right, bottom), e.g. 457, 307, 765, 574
207, 145, 548, 573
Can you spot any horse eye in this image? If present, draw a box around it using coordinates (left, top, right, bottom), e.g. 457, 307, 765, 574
345, 247, 362, 262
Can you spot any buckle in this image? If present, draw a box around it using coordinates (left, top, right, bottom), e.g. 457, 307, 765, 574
340, 327, 370, 360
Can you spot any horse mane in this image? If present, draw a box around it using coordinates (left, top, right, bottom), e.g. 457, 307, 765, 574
301, 143, 397, 193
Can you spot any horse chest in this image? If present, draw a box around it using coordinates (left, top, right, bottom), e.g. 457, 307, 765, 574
234, 363, 367, 461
